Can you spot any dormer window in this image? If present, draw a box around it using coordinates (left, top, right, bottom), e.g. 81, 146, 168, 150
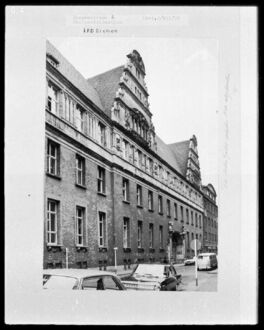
47, 53, 59, 69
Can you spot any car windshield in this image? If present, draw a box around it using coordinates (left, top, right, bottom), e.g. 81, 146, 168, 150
134, 265, 164, 277
43, 275, 78, 289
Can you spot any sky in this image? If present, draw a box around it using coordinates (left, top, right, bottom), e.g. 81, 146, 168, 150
49, 36, 219, 193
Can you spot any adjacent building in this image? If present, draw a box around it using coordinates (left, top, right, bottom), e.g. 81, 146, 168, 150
201, 184, 218, 254
44, 40, 214, 269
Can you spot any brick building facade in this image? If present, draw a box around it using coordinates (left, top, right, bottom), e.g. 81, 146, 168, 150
44, 41, 213, 269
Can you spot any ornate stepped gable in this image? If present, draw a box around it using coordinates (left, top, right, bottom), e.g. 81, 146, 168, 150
168, 135, 202, 188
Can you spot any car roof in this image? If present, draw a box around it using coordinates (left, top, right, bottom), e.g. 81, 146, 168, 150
43, 268, 117, 278
198, 253, 216, 256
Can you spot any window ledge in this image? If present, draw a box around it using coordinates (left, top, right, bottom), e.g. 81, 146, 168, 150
174, 218, 178, 221
76, 246, 88, 252
123, 247, 132, 253
137, 248, 144, 253
75, 183, 87, 190
137, 205, 143, 209
148, 209, 154, 213
46, 244, 63, 252
99, 247, 108, 253
149, 248, 155, 253
159, 248, 165, 253
167, 215, 171, 219
123, 200, 130, 204
46, 172, 61, 180
158, 212, 164, 216
97, 192, 106, 197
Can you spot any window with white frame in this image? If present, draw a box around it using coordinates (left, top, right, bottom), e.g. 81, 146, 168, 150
122, 139, 129, 160
158, 195, 163, 214
47, 139, 60, 176
76, 154, 85, 186
76, 206, 85, 246
98, 122, 106, 146
148, 190, 153, 211
136, 185, 143, 206
149, 223, 154, 248
159, 226, 163, 249
47, 82, 59, 114
123, 218, 130, 248
75, 105, 85, 133
137, 221, 143, 248
122, 178, 129, 202
47, 199, 59, 245
98, 211, 107, 247
97, 166, 106, 194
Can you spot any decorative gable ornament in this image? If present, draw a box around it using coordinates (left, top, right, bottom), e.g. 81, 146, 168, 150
127, 50, 146, 75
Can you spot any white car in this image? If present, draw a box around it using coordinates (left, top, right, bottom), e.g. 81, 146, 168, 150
184, 257, 196, 266
43, 268, 126, 290
197, 253, 218, 270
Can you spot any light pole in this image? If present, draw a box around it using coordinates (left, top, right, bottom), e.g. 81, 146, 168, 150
114, 247, 118, 272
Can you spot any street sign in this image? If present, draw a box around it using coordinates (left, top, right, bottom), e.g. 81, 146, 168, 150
190, 239, 201, 251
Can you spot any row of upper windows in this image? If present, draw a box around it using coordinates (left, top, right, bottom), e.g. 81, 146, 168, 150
122, 177, 202, 227
205, 217, 217, 229
47, 80, 202, 205
204, 232, 217, 243
46, 139, 202, 227
185, 232, 203, 246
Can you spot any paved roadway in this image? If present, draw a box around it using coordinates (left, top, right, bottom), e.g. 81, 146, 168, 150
176, 265, 218, 291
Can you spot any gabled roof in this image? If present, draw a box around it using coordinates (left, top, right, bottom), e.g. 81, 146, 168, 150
87, 66, 124, 117
167, 140, 190, 176
46, 40, 103, 110
155, 136, 183, 175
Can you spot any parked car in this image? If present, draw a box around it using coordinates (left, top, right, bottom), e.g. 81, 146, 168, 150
184, 257, 196, 266
43, 269, 126, 290
197, 253, 218, 270
121, 263, 182, 291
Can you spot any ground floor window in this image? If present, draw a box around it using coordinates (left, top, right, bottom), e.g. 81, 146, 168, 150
98, 212, 107, 247
137, 221, 143, 248
76, 206, 85, 246
123, 217, 130, 248
47, 199, 59, 245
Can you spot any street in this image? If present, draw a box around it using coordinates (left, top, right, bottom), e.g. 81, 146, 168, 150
176, 265, 218, 291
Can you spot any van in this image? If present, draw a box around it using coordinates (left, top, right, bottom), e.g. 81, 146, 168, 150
197, 253, 217, 270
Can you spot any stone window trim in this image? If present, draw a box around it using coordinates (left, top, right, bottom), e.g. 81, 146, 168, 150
46, 138, 61, 177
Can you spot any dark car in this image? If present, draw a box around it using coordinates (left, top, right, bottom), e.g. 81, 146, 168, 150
121, 263, 182, 291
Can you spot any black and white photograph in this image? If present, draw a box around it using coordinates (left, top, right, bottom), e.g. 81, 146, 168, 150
5, 6, 257, 324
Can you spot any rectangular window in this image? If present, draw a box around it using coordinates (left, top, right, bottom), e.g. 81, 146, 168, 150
137, 221, 143, 248
149, 158, 153, 175
191, 211, 194, 225
98, 122, 106, 146
47, 82, 59, 114
122, 139, 129, 160
47, 199, 58, 245
148, 190, 154, 211
166, 199, 171, 217
137, 150, 142, 168
75, 105, 85, 133
76, 154, 85, 186
97, 167, 106, 194
195, 213, 198, 227
159, 226, 163, 249
47, 139, 60, 176
158, 195, 163, 214
199, 215, 201, 228
98, 212, 106, 247
174, 203, 178, 220
180, 206, 184, 223
149, 224, 154, 248
76, 206, 85, 246
186, 209, 189, 224
122, 178, 129, 202
137, 185, 143, 206
123, 218, 130, 248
